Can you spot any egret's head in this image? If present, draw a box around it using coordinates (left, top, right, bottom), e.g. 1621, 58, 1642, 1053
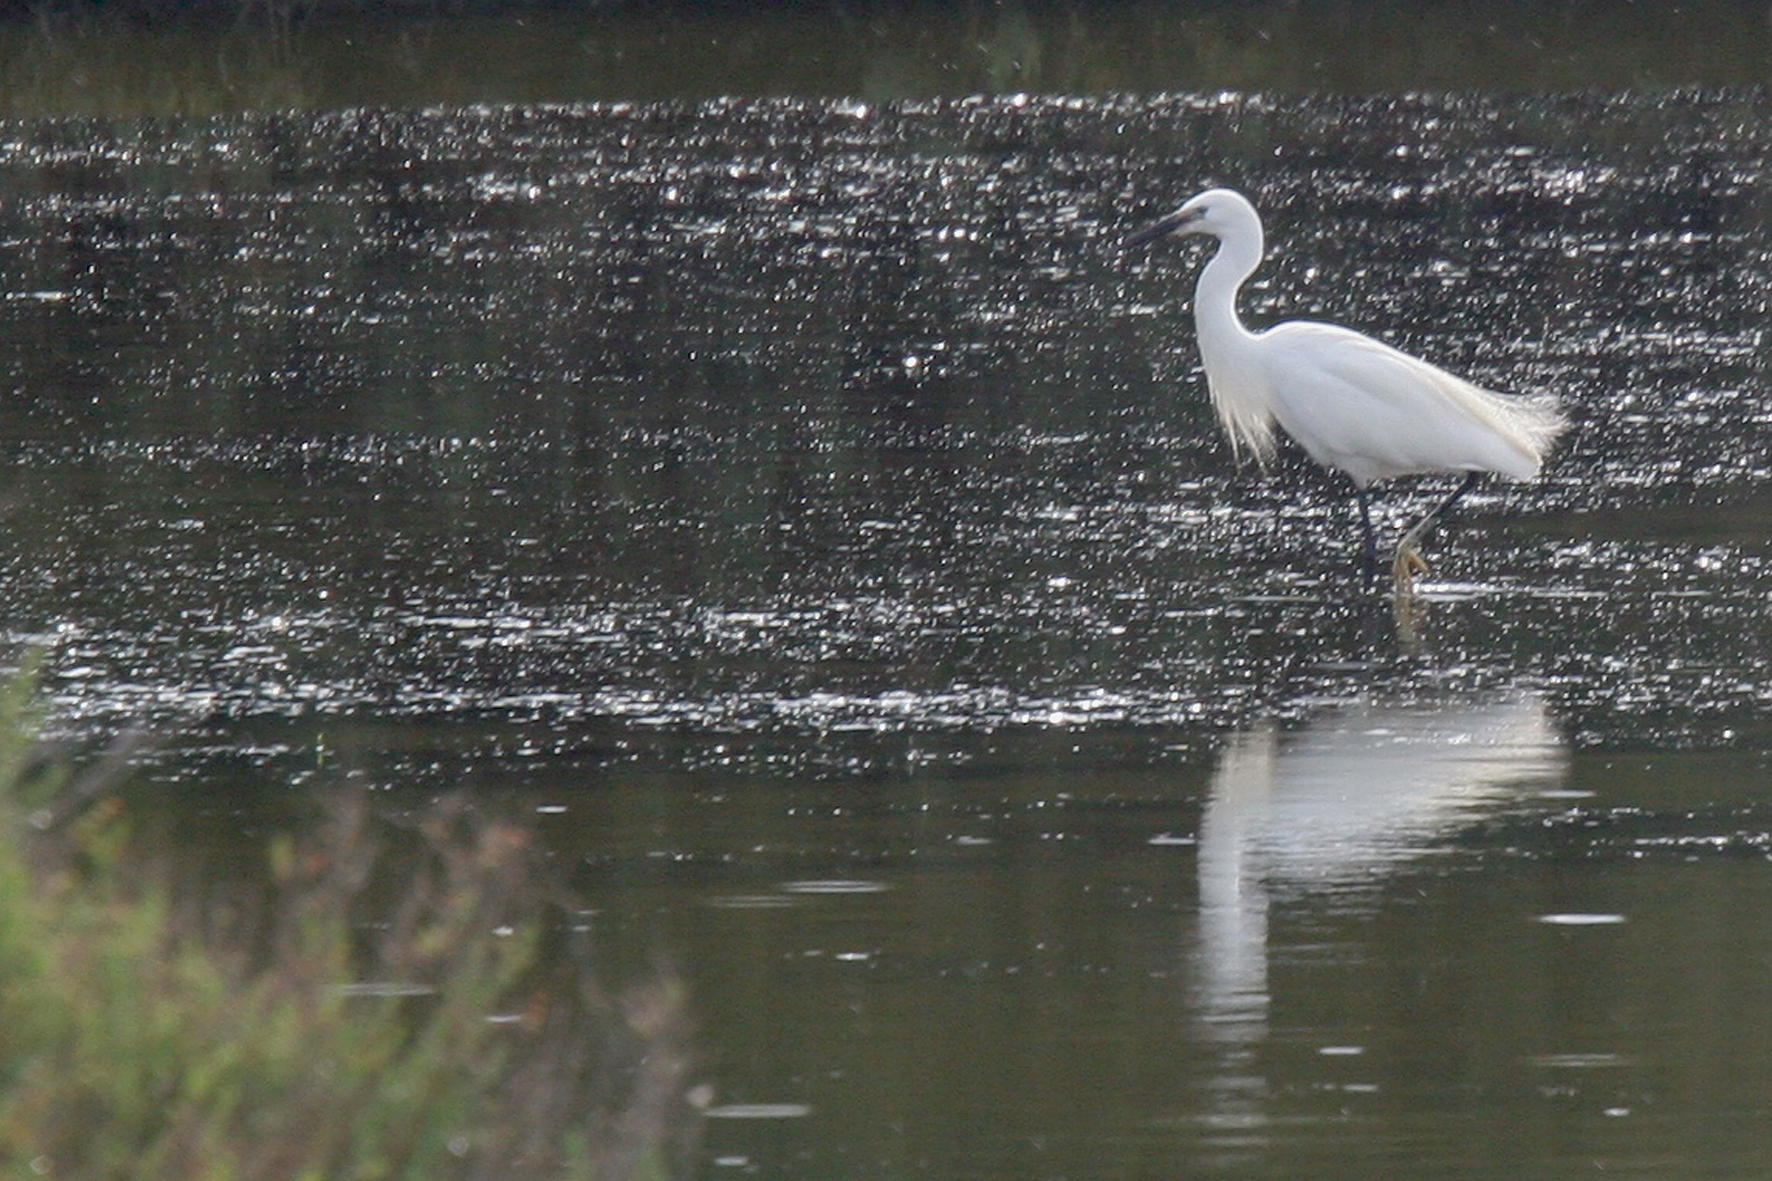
1126, 188, 1258, 248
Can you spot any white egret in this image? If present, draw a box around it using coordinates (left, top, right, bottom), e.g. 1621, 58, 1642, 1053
1127, 188, 1567, 584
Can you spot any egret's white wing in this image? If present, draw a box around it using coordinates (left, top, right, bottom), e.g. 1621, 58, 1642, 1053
1259, 321, 1563, 486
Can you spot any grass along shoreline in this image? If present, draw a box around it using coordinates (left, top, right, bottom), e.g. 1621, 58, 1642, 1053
0, 669, 702, 1181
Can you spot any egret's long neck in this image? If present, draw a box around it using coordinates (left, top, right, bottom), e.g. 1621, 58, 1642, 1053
1192, 226, 1263, 358
1188, 216, 1276, 464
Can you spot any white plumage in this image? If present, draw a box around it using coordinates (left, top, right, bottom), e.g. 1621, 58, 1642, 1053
1129, 187, 1567, 581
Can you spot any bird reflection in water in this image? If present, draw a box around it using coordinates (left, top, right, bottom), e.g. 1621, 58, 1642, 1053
1190, 693, 1567, 1143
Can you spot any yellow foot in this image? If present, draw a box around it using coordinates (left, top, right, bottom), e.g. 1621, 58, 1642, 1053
1392, 544, 1430, 588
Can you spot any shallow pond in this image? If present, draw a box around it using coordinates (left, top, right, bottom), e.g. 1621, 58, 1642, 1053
2, 91, 1771, 1177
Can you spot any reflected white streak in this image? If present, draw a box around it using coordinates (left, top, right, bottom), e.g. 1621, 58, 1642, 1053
1192, 693, 1567, 1142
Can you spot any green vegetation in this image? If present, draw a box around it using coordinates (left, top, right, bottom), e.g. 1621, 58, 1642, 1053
0, 671, 699, 1181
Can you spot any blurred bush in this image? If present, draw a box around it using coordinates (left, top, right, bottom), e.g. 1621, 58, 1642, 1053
0, 670, 702, 1181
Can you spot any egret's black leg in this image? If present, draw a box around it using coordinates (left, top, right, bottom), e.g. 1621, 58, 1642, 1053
1417, 470, 1482, 542
1352, 485, 1379, 583
1394, 471, 1482, 584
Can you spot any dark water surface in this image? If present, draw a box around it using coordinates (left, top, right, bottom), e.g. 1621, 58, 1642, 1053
4, 92, 1772, 1176
4, 1, 1769, 118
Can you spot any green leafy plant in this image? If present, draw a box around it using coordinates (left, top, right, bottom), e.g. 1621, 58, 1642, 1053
0, 676, 700, 1181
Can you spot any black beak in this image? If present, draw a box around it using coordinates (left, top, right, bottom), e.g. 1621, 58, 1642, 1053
1124, 208, 1200, 249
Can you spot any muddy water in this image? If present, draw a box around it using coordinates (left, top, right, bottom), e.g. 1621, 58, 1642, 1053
2, 93, 1770, 1177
